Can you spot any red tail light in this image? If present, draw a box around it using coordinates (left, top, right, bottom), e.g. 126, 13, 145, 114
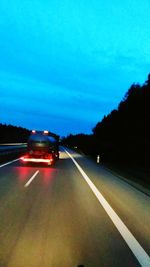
20, 155, 53, 164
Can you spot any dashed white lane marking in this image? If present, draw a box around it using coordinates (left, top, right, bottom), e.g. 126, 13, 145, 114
24, 170, 39, 187
65, 149, 150, 267
0, 158, 20, 168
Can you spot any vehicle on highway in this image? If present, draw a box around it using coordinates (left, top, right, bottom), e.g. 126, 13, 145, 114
20, 130, 59, 166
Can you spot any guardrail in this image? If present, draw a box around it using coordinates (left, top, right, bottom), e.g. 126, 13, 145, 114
0, 143, 27, 152
0, 144, 27, 163
0, 143, 27, 145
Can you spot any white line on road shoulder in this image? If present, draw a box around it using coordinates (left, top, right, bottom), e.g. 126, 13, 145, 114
24, 170, 39, 187
0, 158, 20, 168
65, 149, 150, 267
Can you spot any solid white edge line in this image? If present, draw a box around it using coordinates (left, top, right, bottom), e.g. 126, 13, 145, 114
0, 158, 20, 168
24, 170, 39, 187
65, 149, 150, 267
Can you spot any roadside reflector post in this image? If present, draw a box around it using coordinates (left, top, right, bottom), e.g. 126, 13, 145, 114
97, 155, 100, 163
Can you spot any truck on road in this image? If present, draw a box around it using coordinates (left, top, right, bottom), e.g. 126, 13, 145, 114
21, 130, 59, 166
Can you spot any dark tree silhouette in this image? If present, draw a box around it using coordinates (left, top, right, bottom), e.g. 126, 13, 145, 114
0, 123, 30, 143
93, 73, 150, 164
64, 73, 150, 166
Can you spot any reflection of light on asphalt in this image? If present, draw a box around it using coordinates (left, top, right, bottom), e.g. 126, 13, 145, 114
72, 153, 82, 158
42, 168, 55, 186
60, 151, 82, 159
59, 151, 70, 159
16, 167, 29, 183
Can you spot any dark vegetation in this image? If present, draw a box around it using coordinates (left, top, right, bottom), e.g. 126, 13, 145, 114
63, 74, 150, 181
0, 124, 29, 163
0, 123, 30, 143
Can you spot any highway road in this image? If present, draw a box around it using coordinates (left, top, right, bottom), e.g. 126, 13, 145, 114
0, 147, 149, 267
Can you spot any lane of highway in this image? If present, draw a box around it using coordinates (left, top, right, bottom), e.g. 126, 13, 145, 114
65, 149, 150, 267
0, 148, 149, 267
65, 149, 150, 256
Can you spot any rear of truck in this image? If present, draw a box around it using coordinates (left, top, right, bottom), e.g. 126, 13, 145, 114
21, 130, 59, 166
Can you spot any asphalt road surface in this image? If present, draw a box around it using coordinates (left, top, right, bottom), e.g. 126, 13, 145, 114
0, 147, 149, 267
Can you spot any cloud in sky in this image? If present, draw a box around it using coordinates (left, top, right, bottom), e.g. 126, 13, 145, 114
0, 0, 150, 135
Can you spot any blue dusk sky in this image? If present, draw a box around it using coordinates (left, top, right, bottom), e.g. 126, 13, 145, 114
0, 0, 150, 136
